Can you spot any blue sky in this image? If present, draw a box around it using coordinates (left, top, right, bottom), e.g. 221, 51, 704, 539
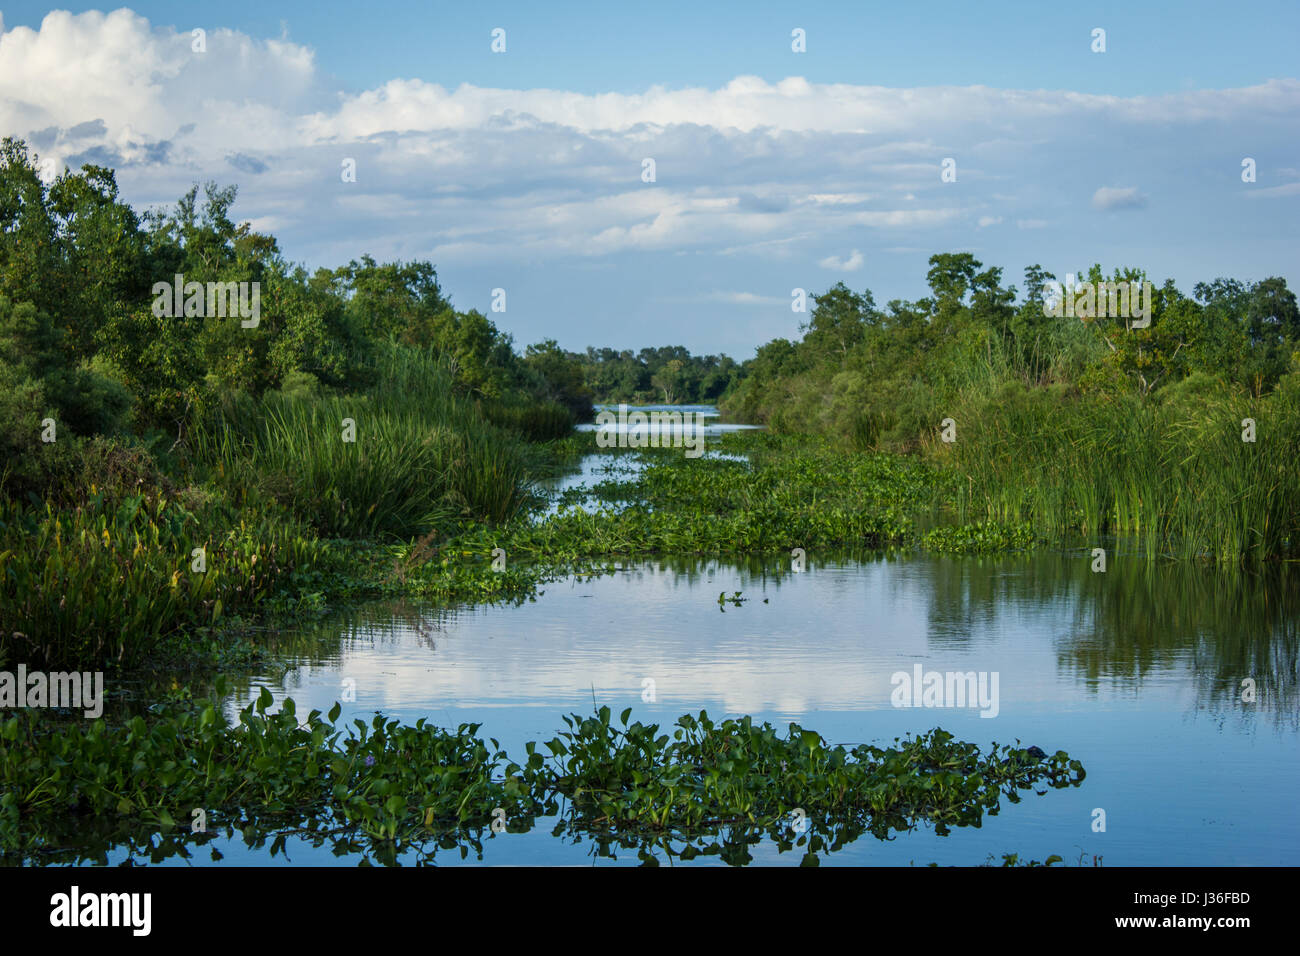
5, 1, 1297, 95
1, 2, 1297, 355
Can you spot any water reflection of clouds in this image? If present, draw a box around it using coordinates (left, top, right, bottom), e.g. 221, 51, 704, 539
245, 559, 1161, 721
220, 552, 1300, 866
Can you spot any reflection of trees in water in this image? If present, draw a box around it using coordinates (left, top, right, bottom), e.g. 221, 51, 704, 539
208, 600, 472, 710
1062, 560, 1298, 728
921, 549, 1299, 728
257, 599, 490, 661
239, 551, 1298, 729
641, 547, 911, 600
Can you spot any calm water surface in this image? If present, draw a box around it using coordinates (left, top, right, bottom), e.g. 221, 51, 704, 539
178, 546, 1296, 867
99, 408, 1300, 866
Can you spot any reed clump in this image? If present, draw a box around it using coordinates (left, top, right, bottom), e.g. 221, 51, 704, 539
193, 345, 535, 540
934, 374, 1300, 562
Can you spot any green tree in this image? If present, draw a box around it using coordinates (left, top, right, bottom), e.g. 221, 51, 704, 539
802, 283, 875, 359
524, 339, 594, 420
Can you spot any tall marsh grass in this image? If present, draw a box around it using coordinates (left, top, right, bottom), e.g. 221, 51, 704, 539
195, 346, 535, 539
482, 399, 575, 442
937, 376, 1300, 563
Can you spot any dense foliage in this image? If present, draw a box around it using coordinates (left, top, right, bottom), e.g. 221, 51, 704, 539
0, 139, 598, 664
722, 254, 1300, 561
571, 345, 744, 404
0, 136, 591, 504
725, 255, 1299, 444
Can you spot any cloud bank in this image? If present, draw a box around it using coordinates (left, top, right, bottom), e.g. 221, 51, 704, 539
1, 9, 1295, 352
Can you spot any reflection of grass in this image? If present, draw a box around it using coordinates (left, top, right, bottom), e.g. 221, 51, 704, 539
1055, 557, 1300, 727
1, 692, 1082, 867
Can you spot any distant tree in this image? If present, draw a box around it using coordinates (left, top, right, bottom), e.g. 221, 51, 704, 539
524, 339, 594, 420
650, 358, 686, 403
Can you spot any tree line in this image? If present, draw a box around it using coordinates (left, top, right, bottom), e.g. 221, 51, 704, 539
722, 253, 1299, 447
0, 137, 596, 500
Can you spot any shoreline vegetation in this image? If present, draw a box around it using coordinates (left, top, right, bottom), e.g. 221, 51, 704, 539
1, 143, 1294, 864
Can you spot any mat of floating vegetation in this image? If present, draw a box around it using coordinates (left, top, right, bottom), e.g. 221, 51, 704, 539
1, 687, 1083, 866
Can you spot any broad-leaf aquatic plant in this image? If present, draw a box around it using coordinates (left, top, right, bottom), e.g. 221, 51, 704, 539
1, 690, 1083, 866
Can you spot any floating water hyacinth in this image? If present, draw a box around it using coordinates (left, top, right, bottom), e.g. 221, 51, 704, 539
0, 686, 1084, 867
